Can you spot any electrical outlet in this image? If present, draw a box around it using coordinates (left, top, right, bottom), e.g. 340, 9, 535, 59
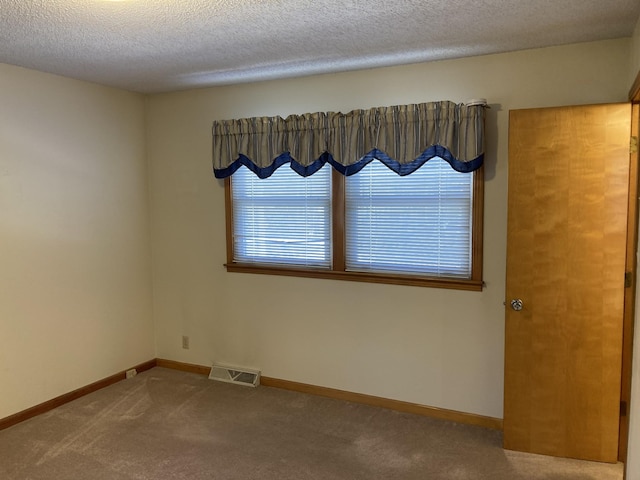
182, 335, 190, 349
126, 368, 137, 379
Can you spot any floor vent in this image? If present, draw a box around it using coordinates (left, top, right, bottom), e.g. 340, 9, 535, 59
208, 364, 260, 387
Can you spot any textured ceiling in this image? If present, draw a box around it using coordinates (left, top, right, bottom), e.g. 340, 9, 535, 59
1, 0, 639, 94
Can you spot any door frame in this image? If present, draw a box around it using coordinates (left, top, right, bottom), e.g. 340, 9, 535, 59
621, 71, 640, 467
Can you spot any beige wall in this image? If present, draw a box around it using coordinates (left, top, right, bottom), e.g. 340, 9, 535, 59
0, 64, 154, 419
147, 38, 630, 419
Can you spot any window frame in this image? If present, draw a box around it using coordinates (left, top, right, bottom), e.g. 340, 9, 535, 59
224, 166, 484, 291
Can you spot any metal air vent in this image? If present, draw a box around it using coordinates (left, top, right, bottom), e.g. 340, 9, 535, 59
208, 364, 260, 387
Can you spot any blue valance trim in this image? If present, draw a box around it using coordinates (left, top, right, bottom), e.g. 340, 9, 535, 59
214, 146, 483, 179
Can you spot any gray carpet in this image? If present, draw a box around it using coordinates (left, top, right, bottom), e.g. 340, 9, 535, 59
0, 367, 623, 479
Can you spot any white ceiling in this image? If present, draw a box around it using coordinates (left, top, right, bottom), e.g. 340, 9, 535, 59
1, 0, 639, 94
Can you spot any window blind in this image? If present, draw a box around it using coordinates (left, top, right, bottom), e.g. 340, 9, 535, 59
345, 158, 473, 277
231, 165, 331, 267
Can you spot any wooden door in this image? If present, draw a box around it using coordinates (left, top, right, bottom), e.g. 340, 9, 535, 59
504, 104, 631, 462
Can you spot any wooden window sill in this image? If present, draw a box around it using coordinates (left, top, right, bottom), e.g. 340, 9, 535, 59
224, 263, 483, 291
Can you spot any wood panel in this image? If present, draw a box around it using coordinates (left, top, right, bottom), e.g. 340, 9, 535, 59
504, 104, 631, 462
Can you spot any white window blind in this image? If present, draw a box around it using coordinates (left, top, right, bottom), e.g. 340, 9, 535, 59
231, 165, 331, 268
345, 158, 473, 278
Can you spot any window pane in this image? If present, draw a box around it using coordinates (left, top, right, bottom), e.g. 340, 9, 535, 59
345, 158, 473, 277
231, 165, 331, 268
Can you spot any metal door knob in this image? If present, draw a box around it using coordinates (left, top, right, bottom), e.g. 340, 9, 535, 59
510, 299, 523, 311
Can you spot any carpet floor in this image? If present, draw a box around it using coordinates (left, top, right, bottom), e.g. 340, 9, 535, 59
0, 367, 623, 479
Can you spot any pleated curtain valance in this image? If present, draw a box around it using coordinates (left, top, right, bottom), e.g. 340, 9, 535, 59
212, 100, 486, 179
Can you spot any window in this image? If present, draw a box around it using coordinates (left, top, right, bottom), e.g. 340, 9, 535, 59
345, 159, 473, 278
231, 164, 332, 268
216, 100, 486, 290
225, 159, 483, 291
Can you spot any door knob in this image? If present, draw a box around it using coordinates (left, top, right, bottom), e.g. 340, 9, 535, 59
510, 299, 523, 311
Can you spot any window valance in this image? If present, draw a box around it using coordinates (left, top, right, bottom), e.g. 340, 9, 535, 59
212, 100, 485, 179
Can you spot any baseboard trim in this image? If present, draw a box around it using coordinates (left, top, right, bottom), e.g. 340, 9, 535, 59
156, 358, 211, 376
260, 376, 503, 430
156, 358, 503, 431
0, 359, 157, 432
2, 358, 503, 432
